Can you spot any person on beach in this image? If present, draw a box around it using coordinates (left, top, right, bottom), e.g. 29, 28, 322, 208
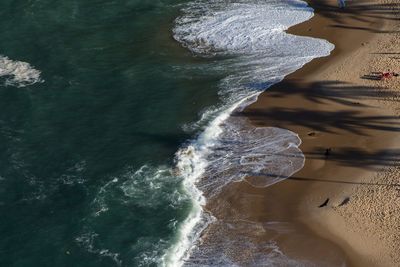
379, 70, 399, 80
337, 0, 346, 8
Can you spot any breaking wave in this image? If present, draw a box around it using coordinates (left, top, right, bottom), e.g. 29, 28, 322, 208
0, 55, 43, 87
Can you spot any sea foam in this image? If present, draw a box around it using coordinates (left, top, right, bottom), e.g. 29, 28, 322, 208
165, 0, 334, 266
77, 165, 192, 266
0, 55, 43, 87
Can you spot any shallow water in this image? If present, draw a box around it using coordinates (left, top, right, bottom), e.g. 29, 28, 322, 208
0, 0, 334, 266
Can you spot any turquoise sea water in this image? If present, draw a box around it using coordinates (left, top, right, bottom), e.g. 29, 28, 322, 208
0, 1, 225, 266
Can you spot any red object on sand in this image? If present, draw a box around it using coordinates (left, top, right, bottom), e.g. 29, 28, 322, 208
380, 72, 393, 80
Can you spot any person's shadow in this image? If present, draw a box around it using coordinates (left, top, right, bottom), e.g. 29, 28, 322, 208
361, 72, 382, 80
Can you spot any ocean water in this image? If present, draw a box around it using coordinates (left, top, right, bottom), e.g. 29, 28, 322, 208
0, 0, 333, 266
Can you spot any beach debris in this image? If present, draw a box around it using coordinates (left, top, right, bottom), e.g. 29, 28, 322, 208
318, 198, 330, 208
338, 197, 350, 206
324, 148, 332, 158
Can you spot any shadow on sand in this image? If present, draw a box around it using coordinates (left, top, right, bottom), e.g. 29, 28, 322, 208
306, 0, 400, 34
236, 78, 400, 187
239, 80, 400, 136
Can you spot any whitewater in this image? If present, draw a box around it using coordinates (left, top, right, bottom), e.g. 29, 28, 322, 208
0, 55, 42, 87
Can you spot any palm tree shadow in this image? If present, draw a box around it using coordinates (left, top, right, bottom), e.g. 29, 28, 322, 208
238, 80, 400, 136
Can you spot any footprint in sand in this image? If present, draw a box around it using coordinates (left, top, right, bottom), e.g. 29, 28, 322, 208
318, 198, 330, 208
338, 197, 350, 207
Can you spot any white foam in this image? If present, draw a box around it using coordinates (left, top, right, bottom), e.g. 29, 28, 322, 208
0, 55, 43, 87
174, 0, 333, 95
76, 231, 122, 266
174, 1, 314, 53
80, 165, 192, 266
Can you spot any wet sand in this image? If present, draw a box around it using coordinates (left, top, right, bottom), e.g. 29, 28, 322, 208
201, 0, 400, 266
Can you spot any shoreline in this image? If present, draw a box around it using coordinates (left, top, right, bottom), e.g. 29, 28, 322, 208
239, 0, 400, 266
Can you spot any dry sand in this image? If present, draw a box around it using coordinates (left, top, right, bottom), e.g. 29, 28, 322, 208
239, 0, 400, 266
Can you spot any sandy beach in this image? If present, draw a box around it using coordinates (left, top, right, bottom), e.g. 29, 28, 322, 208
201, 0, 400, 266
246, 0, 400, 265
